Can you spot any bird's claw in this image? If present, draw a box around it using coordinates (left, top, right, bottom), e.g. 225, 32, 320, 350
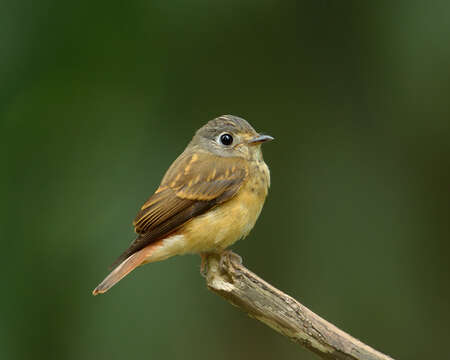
200, 253, 209, 277
219, 250, 242, 272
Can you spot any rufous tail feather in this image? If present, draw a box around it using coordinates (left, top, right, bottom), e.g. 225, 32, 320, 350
92, 244, 158, 295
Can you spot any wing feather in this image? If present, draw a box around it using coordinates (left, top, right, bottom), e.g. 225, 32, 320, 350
110, 151, 248, 267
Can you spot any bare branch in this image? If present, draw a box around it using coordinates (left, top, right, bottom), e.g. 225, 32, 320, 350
205, 253, 394, 360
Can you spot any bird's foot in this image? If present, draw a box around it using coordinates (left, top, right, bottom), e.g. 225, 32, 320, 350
200, 253, 209, 277
219, 250, 242, 273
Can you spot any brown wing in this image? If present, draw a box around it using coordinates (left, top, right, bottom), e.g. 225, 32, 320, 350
110, 151, 248, 267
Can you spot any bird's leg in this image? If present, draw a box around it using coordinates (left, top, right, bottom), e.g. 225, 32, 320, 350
219, 250, 242, 272
200, 253, 209, 277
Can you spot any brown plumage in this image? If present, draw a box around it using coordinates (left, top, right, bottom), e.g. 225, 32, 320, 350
93, 115, 272, 295
111, 154, 248, 268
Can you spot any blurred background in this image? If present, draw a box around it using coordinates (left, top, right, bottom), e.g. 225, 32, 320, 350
2, 1, 449, 359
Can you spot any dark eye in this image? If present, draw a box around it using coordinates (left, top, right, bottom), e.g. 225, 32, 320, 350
219, 133, 233, 146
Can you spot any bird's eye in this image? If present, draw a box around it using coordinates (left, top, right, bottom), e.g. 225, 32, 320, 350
219, 133, 233, 146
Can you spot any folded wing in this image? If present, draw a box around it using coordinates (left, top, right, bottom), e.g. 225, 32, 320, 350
111, 151, 248, 267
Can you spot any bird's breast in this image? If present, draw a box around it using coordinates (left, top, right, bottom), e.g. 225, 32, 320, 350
179, 160, 270, 253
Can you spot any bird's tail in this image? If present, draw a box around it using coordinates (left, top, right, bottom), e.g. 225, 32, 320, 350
92, 243, 160, 295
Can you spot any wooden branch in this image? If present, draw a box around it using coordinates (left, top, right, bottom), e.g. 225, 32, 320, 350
204, 253, 394, 360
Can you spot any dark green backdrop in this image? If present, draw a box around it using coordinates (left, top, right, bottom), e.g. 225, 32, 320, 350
2, 1, 449, 359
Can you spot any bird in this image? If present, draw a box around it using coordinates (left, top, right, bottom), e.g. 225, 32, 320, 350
92, 115, 273, 295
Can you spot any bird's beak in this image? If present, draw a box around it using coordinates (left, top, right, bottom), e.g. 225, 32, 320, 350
247, 134, 274, 145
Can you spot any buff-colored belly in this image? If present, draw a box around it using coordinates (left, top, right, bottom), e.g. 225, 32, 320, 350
182, 173, 268, 253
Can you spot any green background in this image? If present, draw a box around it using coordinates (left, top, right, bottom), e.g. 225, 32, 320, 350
2, 1, 449, 359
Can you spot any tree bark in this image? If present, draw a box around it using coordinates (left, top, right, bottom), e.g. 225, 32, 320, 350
205, 253, 394, 360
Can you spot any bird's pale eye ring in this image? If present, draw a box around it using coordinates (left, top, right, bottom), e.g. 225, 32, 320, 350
219, 133, 234, 146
